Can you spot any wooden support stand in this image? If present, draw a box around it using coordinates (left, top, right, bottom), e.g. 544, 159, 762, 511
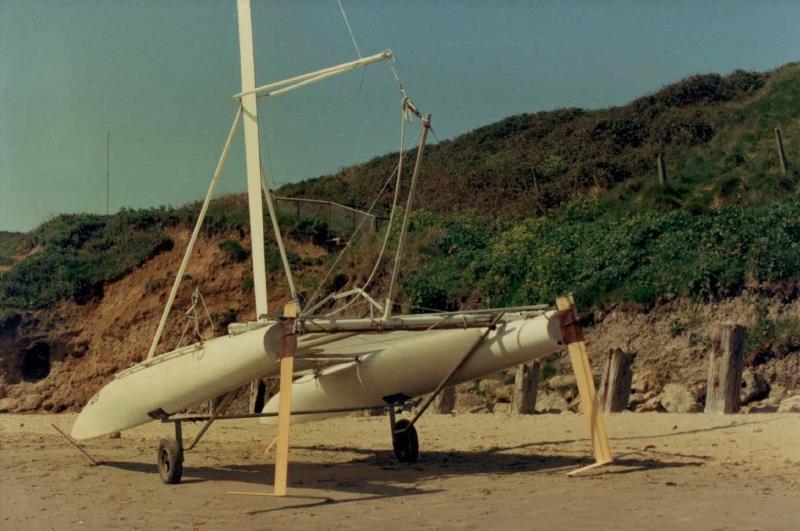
555, 295, 613, 475
434, 386, 456, 414
273, 302, 299, 496
511, 361, 540, 415
598, 348, 635, 413
704, 324, 746, 414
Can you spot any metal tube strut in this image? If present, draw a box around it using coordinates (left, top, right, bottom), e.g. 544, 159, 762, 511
233, 51, 392, 99
385, 114, 431, 317
146, 108, 242, 360
398, 312, 505, 432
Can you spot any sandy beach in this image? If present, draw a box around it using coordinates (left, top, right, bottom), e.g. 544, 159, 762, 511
1, 412, 798, 530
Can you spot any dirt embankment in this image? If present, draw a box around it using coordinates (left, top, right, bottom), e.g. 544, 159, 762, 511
1, 229, 799, 414
0, 228, 306, 413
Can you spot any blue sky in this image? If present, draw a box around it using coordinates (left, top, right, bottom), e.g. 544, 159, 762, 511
1, 0, 799, 231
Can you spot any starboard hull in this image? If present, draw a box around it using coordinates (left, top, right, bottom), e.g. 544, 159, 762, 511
261, 311, 563, 423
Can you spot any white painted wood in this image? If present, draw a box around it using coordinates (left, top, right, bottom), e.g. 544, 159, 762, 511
237, 0, 269, 318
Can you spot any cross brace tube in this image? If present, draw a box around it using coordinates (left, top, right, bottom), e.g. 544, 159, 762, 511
396, 312, 505, 433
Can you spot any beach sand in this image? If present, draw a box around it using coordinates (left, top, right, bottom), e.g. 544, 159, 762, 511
1, 412, 798, 530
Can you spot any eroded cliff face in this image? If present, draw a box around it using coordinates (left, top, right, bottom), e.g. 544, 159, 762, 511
1, 227, 798, 414
0, 228, 300, 413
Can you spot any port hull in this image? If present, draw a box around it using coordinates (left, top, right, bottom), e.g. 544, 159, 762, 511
71, 325, 280, 440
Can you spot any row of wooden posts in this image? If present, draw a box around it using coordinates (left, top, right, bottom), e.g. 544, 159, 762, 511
434, 322, 748, 415
657, 127, 790, 186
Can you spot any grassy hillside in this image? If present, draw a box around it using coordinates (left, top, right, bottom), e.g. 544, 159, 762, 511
2, 62, 800, 328
395, 199, 800, 314
0, 196, 334, 324
280, 63, 799, 218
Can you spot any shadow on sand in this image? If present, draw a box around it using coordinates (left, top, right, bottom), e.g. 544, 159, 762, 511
94, 413, 777, 512
101, 434, 708, 512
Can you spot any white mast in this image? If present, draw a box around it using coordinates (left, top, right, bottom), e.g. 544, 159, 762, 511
237, 0, 269, 319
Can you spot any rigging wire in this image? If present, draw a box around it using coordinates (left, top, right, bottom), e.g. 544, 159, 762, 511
303, 58, 425, 316
336, 0, 367, 92
304, 149, 403, 310
336, 0, 362, 59
256, 2, 424, 315
256, 99, 281, 188
306, 102, 423, 316
324, 113, 421, 318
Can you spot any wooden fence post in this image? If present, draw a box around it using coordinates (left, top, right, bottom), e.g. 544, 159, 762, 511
249, 379, 267, 413
657, 153, 667, 186
704, 324, 746, 414
597, 348, 635, 413
434, 386, 456, 414
775, 128, 788, 174
208, 394, 225, 415
511, 361, 540, 414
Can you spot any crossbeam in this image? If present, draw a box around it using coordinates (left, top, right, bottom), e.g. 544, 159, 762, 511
298, 312, 517, 334
226, 305, 550, 337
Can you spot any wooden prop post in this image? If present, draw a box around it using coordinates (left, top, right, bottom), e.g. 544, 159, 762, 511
555, 295, 613, 475
273, 302, 299, 496
511, 361, 540, 415
598, 348, 635, 413
704, 324, 746, 414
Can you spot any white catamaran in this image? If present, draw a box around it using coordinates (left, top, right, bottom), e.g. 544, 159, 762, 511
71, 0, 612, 493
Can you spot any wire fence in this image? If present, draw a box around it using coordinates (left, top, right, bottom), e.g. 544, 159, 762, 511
273, 196, 389, 238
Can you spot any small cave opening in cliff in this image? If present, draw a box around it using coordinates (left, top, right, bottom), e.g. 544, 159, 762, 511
20, 343, 51, 382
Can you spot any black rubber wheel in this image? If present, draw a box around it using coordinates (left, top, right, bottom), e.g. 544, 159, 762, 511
392, 419, 419, 463
157, 438, 183, 484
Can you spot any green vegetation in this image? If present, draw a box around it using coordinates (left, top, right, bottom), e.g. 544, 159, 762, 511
0, 211, 172, 310
218, 240, 248, 262
281, 63, 798, 218
0, 231, 24, 268
539, 361, 557, 381
2, 62, 800, 321
745, 299, 800, 356
0, 200, 334, 314
396, 198, 800, 311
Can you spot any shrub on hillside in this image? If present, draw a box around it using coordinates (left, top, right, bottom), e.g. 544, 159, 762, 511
218, 240, 248, 262
0, 212, 173, 310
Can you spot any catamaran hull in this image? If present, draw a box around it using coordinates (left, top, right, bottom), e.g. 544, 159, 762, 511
261, 311, 563, 424
71, 325, 281, 440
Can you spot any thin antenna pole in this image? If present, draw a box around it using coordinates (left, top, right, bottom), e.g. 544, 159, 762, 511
385, 114, 431, 317
106, 130, 110, 215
